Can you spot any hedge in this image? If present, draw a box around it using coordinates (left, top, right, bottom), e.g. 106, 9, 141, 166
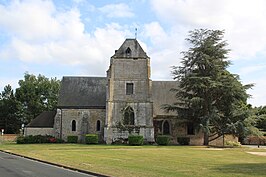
67, 135, 78, 143
16, 135, 64, 144
85, 134, 98, 144
177, 137, 190, 145
128, 135, 143, 145
156, 135, 170, 145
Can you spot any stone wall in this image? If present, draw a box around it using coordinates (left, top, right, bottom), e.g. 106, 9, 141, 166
105, 102, 154, 143
54, 108, 105, 142
108, 58, 152, 102
154, 117, 241, 146
24, 128, 54, 136
174, 122, 204, 145
209, 135, 239, 146
105, 56, 154, 144
154, 118, 204, 145
0, 134, 18, 142
244, 136, 266, 145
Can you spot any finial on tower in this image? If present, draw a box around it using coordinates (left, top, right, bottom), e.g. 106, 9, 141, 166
135, 28, 137, 39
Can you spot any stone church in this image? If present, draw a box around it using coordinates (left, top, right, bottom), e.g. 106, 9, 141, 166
25, 39, 206, 145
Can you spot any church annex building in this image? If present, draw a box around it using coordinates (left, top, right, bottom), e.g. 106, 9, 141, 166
25, 39, 209, 145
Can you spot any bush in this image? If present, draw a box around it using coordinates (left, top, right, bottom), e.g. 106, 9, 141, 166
85, 134, 98, 144
156, 135, 170, 145
32, 135, 50, 143
128, 135, 143, 146
54, 138, 65, 143
16, 136, 26, 144
225, 141, 241, 147
49, 137, 57, 143
177, 137, 190, 145
16, 135, 63, 144
67, 135, 78, 143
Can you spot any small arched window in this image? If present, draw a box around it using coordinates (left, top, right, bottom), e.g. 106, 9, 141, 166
162, 120, 170, 135
72, 120, 76, 131
124, 106, 134, 125
96, 120, 101, 131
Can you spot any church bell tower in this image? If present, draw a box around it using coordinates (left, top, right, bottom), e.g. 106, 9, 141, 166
104, 39, 154, 144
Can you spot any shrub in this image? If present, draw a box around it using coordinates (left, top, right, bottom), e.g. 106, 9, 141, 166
49, 137, 57, 143
225, 141, 241, 147
16, 136, 26, 144
54, 138, 65, 143
67, 135, 78, 143
16, 135, 61, 144
85, 134, 98, 144
128, 135, 143, 146
156, 135, 170, 145
177, 137, 190, 145
33, 135, 50, 143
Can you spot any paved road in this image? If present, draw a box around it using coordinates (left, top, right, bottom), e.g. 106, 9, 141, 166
0, 151, 97, 177
242, 145, 266, 149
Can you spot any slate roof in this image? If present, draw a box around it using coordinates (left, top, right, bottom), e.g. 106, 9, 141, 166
112, 39, 148, 59
151, 81, 178, 117
57, 77, 107, 109
27, 111, 56, 128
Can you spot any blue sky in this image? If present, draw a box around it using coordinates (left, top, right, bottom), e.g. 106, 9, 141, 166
0, 0, 266, 106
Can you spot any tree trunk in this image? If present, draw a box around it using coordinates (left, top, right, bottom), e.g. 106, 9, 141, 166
222, 134, 225, 147
204, 131, 209, 145
203, 114, 210, 145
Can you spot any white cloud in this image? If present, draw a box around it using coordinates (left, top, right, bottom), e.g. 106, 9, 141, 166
150, 0, 266, 60
143, 22, 186, 80
0, 77, 19, 93
247, 79, 266, 107
99, 3, 134, 18
149, 0, 266, 106
0, 0, 59, 41
0, 0, 130, 75
143, 22, 168, 47
0, 0, 265, 106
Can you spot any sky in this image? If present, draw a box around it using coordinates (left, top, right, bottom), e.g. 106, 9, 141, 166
0, 0, 265, 107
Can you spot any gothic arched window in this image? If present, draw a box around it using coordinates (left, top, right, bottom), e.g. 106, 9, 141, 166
162, 120, 170, 135
124, 106, 134, 125
71, 120, 76, 131
96, 120, 101, 131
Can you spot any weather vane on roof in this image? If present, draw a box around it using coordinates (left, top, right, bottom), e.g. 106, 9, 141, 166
135, 28, 137, 39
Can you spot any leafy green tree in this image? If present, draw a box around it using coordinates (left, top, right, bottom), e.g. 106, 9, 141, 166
0, 85, 21, 133
253, 106, 266, 132
163, 29, 253, 145
15, 73, 60, 124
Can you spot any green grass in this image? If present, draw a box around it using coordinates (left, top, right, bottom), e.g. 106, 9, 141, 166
0, 143, 265, 177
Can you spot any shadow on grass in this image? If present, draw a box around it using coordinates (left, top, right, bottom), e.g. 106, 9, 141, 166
213, 163, 266, 176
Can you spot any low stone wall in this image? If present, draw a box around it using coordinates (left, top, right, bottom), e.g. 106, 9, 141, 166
244, 136, 266, 145
24, 128, 54, 136
0, 134, 18, 142
209, 135, 238, 146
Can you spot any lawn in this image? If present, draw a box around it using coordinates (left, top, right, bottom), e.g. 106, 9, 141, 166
0, 143, 265, 177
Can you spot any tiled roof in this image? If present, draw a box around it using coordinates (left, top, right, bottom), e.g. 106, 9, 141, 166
112, 39, 148, 59
57, 77, 107, 109
27, 111, 56, 128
